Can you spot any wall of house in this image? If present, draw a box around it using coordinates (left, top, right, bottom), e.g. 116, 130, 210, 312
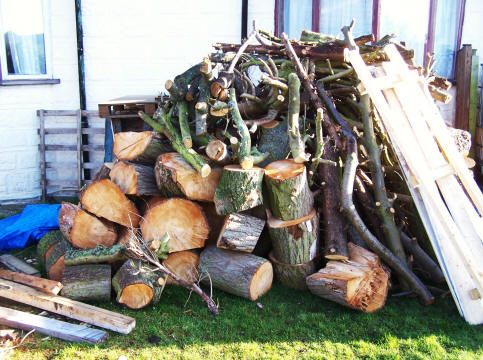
0, 1, 80, 202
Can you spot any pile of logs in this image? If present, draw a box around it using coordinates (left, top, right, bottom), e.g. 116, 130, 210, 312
36, 23, 457, 314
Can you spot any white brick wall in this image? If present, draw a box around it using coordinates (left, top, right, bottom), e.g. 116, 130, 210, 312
0, 0, 80, 202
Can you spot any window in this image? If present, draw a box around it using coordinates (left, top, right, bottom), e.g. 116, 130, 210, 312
276, 0, 464, 79
0, 0, 52, 80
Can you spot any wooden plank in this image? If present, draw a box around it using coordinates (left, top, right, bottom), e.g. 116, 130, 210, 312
76, 110, 82, 190
39, 128, 104, 135
0, 306, 108, 344
39, 109, 46, 201
0, 270, 62, 295
0, 255, 40, 277
0, 279, 135, 334
42, 145, 104, 152
455, 45, 472, 130
43, 179, 79, 187
46, 162, 102, 170
468, 50, 479, 157
37, 110, 99, 118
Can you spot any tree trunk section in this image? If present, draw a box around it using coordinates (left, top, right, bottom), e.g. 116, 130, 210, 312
257, 120, 290, 168
112, 259, 166, 309
214, 165, 264, 215
306, 243, 390, 313
58, 202, 117, 249
64, 245, 126, 266
80, 179, 140, 227
45, 235, 72, 281
109, 161, 160, 196
268, 211, 319, 264
216, 213, 266, 252
61, 265, 111, 302
162, 251, 200, 285
205, 140, 231, 165
269, 251, 320, 290
264, 160, 314, 220
113, 131, 171, 164
198, 246, 273, 301
155, 152, 221, 201
37, 231, 63, 270
140, 198, 209, 252
92, 162, 113, 181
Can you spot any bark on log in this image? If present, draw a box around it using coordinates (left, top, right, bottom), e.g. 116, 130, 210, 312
109, 161, 160, 196
155, 152, 221, 202
44, 234, 72, 281
64, 245, 126, 266
257, 120, 290, 168
269, 251, 319, 290
140, 198, 209, 252
61, 264, 111, 302
113, 131, 171, 165
92, 163, 113, 181
80, 179, 140, 228
112, 259, 166, 309
216, 213, 266, 252
306, 243, 390, 313
198, 246, 273, 301
264, 160, 314, 220
214, 165, 264, 215
268, 211, 319, 264
198, 202, 227, 245
37, 231, 63, 270
58, 202, 117, 249
162, 251, 200, 285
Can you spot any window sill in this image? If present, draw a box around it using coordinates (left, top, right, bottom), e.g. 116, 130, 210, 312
0, 79, 61, 86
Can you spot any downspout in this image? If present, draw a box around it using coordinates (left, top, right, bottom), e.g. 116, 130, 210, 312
241, 0, 248, 40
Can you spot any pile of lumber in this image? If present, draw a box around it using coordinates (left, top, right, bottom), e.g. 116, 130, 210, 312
26, 23, 482, 322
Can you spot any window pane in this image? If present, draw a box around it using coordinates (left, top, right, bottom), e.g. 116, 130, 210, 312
380, 0, 430, 66
433, 0, 461, 79
319, 0, 373, 38
1, 0, 46, 75
283, 0, 312, 39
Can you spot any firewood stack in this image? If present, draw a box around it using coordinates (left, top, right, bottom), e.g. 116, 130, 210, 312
36, 24, 458, 314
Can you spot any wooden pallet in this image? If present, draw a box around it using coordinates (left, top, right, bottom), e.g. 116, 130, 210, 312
347, 44, 483, 325
37, 110, 105, 200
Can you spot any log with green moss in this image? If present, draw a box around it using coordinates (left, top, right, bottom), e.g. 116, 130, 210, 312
37, 231, 63, 270
177, 101, 192, 149
60, 264, 111, 302
64, 245, 126, 266
257, 120, 290, 168
269, 251, 319, 290
287, 73, 310, 163
44, 234, 72, 281
228, 88, 253, 169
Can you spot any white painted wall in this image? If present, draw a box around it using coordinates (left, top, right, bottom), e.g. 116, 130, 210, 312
0, 1, 80, 202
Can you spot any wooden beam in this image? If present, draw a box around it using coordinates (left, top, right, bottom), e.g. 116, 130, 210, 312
424, 0, 438, 67
0, 306, 108, 344
371, 0, 381, 42
455, 44, 473, 131
469, 50, 479, 157
274, 0, 284, 37
312, 0, 320, 33
0, 270, 62, 295
0, 255, 40, 277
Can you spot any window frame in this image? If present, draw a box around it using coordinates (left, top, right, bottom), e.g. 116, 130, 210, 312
0, 0, 53, 81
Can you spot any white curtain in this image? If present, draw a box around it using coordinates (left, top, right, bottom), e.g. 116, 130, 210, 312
319, 0, 373, 38
5, 31, 46, 75
283, 0, 313, 39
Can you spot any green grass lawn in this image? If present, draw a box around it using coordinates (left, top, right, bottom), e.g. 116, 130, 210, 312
5, 279, 482, 360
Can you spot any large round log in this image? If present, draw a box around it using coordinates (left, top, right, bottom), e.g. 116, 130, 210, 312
155, 152, 221, 201
37, 231, 63, 270
112, 259, 166, 309
113, 131, 171, 164
140, 198, 209, 252
58, 202, 117, 249
162, 250, 200, 285
216, 213, 266, 253
45, 234, 72, 281
109, 161, 160, 196
269, 251, 319, 290
257, 120, 290, 168
60, 264, 111, 302
198, 246, 273, 301
268, 210, 319, 264
214, 165, 264, 215
264, 160, 314, 220
306, 243, 390, 313
80, 179, 140, 227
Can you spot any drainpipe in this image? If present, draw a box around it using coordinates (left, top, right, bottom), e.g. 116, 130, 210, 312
241, 0, 248, 40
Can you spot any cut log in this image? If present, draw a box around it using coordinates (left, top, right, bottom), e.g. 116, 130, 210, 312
92, 162, 113, 181
198, 246, 273, 301
268, 210, 319, 264
58, 202, 117, 249
205, 140, 231, 165
216, 213, 266, 252
44, 233, 72, 281
257, 120, 290, 168
109, 161, 160, 196
80, 179, 140, 227
162, 251, 200, 285
214, 165, 264, 215
0, 270, 62, 295
155, 152, 221, 201
306, 243, 390, 313
140, 198, 209, 252
269, 251, 319, 290
116, 226, 141, 246
37, 231, 63, 270
64, 245, 126, 266
198, 201, 227, 245
113, 131, 171, 164
264, 160, 314, 220
0, 254, 39, 277
112, 259, 166, 309
61, 264, 111, 302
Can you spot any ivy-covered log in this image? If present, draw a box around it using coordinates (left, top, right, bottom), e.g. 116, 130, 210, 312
60, 264, 111, 302
44, 235, 72, 281
109, 161, 160, 197
214, 165, 264, 215
112, 259, 166, 309
269, 251, 319, 290
162, 251, 200, 285
268, 210, 319, 264
155, 152, 221, 202
58, 202, 117, 249
216, 213, 266, 252
257, 120, 290, 168
264, 160, 314, 220
64, 245, 126, 266
37, 231, 63, 270
113, 131, 171, 165
198, 246, 273, 301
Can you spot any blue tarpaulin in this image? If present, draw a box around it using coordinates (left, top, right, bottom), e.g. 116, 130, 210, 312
0, 204, 60, 252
